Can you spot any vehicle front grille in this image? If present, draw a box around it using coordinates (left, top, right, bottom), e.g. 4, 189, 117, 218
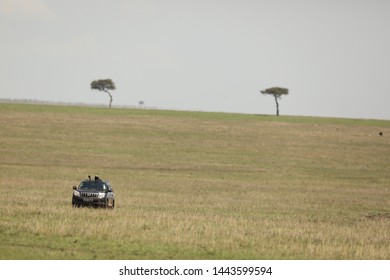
81, 192, 99, 198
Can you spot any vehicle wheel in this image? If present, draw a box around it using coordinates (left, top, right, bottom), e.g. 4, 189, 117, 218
105, 199, 114, 209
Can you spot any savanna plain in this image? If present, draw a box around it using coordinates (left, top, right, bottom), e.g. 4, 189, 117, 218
0, 103, 389, 259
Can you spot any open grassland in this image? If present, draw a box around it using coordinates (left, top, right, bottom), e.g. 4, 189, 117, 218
0, 103, 389, 259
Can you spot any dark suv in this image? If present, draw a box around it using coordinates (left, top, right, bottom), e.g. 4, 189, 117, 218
72, 178, 115, 208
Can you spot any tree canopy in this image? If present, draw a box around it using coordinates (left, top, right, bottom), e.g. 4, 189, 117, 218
261, 87, 288, 97
260, 86, 289, 116
90, 79, 116, 108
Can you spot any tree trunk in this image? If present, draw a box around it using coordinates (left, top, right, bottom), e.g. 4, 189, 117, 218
274, 95, 279, 116
105, 90, 113, 108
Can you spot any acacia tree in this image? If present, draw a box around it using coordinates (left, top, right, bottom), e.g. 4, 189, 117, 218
260, 87, 289, 116
90, 79, 116, 108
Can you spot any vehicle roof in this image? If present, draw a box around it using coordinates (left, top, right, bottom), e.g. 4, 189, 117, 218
78, 179, 112, 191
81, 178, 111, 183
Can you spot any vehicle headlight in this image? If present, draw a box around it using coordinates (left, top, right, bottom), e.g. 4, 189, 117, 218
98, 192, 106, 199
73, 190, 80, 197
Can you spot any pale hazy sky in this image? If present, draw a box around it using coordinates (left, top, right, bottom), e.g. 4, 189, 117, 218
1, 0, 390, 119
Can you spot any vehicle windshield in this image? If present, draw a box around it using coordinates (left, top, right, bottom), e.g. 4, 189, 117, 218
78, 180, 107, 192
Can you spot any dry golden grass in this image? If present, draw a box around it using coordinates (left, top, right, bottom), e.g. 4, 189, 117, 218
0, 103, 389, 259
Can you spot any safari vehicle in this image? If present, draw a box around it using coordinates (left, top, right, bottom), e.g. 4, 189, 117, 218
72, 176, 115, 208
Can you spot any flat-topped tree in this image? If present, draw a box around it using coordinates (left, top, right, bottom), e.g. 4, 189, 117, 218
260, 87, 289, 116
90, 79, 116, 108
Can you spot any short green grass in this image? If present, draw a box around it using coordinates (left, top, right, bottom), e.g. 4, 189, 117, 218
0, 103, 389, 259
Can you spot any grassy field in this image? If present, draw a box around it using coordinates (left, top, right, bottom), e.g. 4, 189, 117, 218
0, 103, 389, 259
